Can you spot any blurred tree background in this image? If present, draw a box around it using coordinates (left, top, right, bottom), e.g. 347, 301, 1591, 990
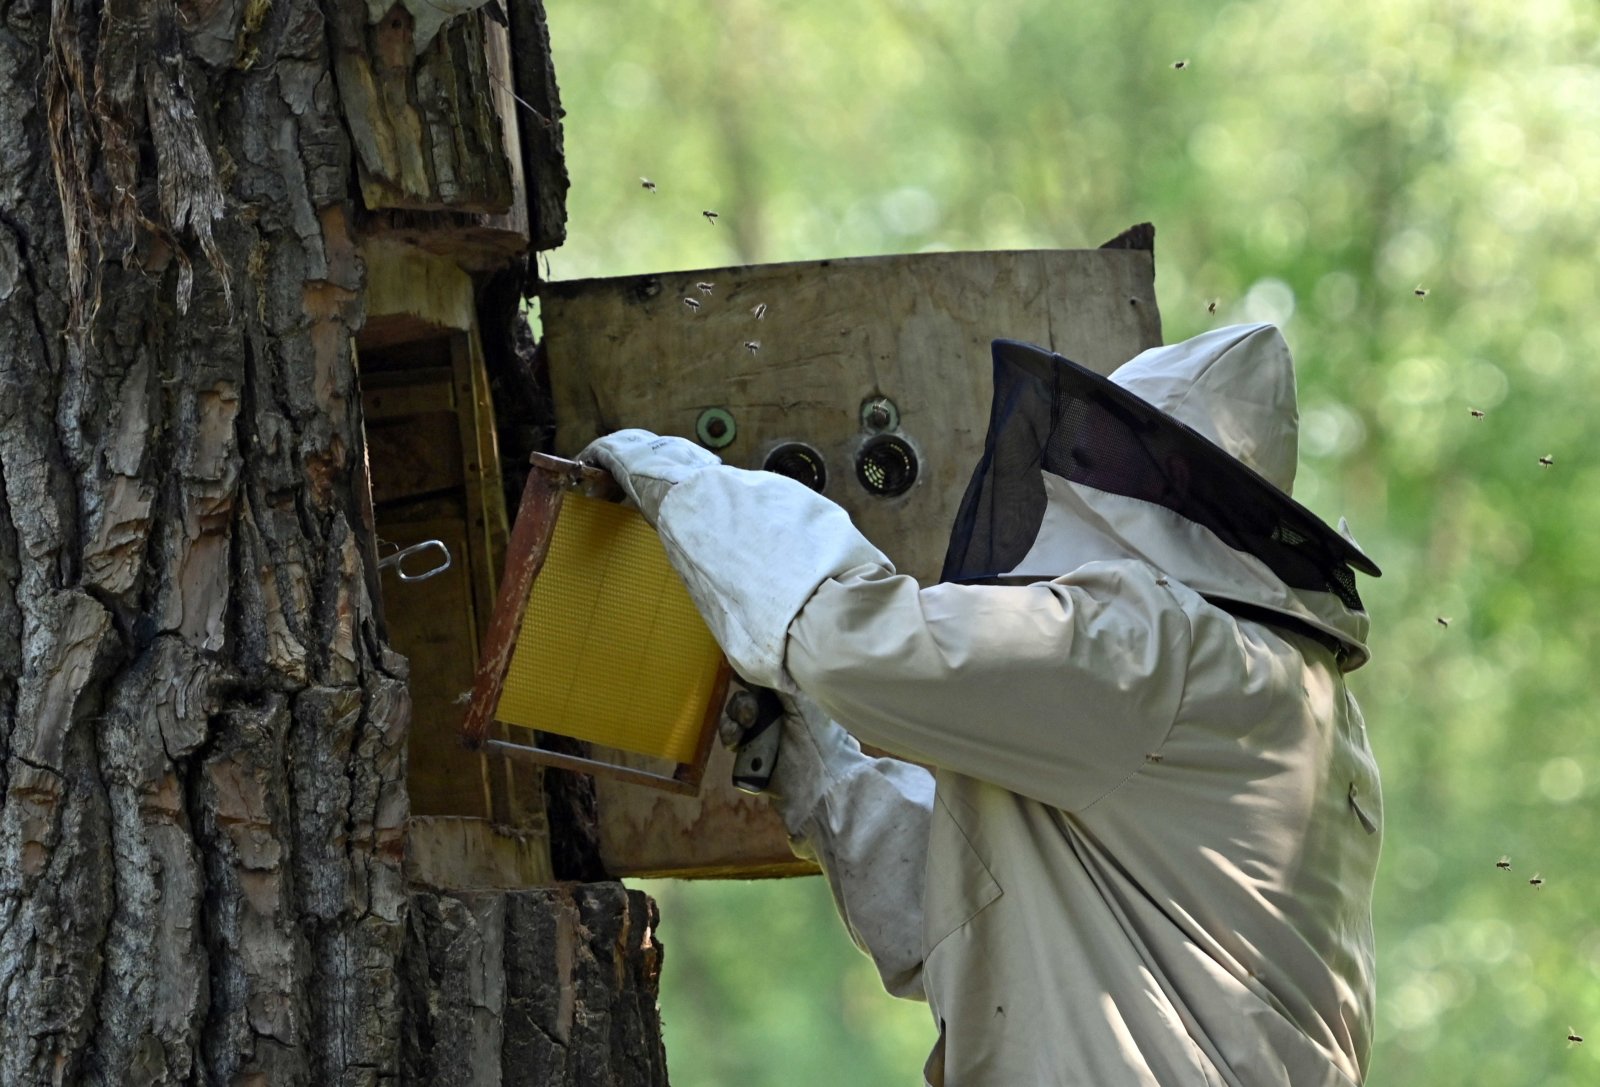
539, 0, 1600, 1082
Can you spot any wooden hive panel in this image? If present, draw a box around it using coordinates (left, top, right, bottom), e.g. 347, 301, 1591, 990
540, 247, 1162, 877
543, 248, 1161, 583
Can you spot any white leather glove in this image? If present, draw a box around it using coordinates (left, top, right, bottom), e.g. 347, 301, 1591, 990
576, 429, 720, 525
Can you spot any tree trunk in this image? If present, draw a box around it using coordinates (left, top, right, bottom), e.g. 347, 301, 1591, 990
401, 884, 668, 1086
1, 0, 406, 1076
0, 0, 662, 1082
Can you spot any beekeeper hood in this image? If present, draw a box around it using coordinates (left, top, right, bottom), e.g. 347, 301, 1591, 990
941, 322, 1381, 670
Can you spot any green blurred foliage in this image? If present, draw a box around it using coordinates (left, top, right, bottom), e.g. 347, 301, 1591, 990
633, 877, 934, 1083
544, 0, 1600, 1082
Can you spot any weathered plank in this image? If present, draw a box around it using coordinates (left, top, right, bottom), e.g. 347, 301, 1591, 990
595, 742, 816, 879
337, 4, 512, 214
377, 517, 492, 818
543, 248, 1162, 584
405, 816, 553, 890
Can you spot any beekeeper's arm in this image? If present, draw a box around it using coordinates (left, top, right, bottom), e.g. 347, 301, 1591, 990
581, 430, 1183, 952
579, 432, 933, 997
765, 689, 932, 999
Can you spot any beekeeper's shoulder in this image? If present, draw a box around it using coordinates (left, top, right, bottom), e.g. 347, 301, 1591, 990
1042, 558, 1199, 642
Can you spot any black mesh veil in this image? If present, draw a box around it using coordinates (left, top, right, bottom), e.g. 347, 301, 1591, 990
939, 340, 1378, 610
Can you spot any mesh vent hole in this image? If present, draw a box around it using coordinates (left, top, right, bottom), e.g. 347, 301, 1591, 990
856, 435, 918, 497
762, 442, 828, 492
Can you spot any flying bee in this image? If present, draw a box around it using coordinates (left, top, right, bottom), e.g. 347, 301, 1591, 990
743, 340, 761, 355
1496, 855, 1511, 870
1529, 872, 1544, 888
683, 297, 701, 311
1469, 408, 1485, 419
752, 302, 768, 320
1436, 617, 1450, 628
1206, 298, 1218, 315
1539, 454, 1554, 467
640, 177, 657, 193
1569, 1028, 1584, 1047
697, 282, 715, 296
703, 209, 719, 224
1414, 285, 1429, 297
1172, 59, 1189, 69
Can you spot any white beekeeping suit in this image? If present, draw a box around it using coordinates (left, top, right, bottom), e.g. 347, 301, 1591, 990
582, 323, 1383, 1086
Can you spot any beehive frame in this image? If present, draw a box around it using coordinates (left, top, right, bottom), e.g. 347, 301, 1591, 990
460, 453, 729, 794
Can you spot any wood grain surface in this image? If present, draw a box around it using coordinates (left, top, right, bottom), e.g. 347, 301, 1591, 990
544, 248, 1161, 583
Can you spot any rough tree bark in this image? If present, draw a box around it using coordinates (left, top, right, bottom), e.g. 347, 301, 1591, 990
0, 0, 407, 1076
0, 0, 662, 1082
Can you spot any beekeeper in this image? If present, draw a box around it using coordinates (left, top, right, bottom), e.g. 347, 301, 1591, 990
581, 323, 1383, 1086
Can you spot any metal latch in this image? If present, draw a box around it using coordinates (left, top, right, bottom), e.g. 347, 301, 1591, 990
378, 539, 453, 583
723, 681, 784, 794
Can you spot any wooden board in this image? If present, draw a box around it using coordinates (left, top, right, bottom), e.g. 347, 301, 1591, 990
595, 743, 815, 879
405, 815, 553, 890
543, 247, 1161, 583
358, 281, 531, 837
541, 246, 1162, 878
377, 517, 491, 818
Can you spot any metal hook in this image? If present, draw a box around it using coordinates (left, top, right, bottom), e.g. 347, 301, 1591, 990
378, 539, 452, 583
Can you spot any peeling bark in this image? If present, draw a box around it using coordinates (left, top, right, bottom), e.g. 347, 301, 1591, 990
1, 0, 405, 1076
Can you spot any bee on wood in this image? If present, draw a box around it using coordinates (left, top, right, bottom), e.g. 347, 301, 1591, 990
1206, 298, 1218, 315
1414, 285, 1429, 298
703, 210, 719, 225
1172, 59, 1189, 69
640, 177, 657, 193
743, 340, 761, 355
1529, 872, 1544, 888
1569, 1028, 1584, 1047
697, 282, 715, 296
1145, 752, 1165, 763
1436, 617, 1450, 628
751, 302, 768, 320
1496, 855, 1511, 870
683, 297, 701, 311
1539, 455, 1554, 467
1469, 408, 1485, 419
